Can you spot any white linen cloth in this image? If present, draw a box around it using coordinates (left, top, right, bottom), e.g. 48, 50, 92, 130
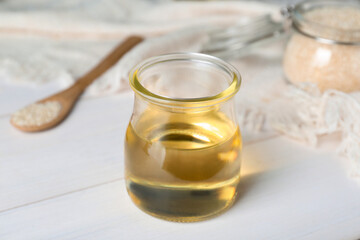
1, 0, 360, 182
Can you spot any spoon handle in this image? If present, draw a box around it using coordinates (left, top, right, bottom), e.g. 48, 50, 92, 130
75, 36, 144, 91
10, 36, 144, 132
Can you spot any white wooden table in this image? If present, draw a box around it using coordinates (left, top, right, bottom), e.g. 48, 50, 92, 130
1, 81, 360, 240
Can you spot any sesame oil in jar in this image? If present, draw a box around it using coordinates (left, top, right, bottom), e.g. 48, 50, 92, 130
125, 107, 241, 222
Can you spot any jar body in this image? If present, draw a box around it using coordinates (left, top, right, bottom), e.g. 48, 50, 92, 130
283, 31, 360, 92
124, 53, 242, 222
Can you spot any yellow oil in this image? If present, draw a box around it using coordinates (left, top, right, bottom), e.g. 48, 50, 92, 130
125, 107, 242, 222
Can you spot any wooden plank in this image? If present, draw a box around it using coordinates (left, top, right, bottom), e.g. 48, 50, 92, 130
0, 93, 133, 212
1, 137, 359, 239
300, 216, 360, 240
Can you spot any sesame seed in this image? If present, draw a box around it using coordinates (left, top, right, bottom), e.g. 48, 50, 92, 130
11, 101, 62, 127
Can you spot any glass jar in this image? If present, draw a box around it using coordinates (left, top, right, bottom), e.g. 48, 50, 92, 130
124, 53, 242, 222
283, 0, 360, 92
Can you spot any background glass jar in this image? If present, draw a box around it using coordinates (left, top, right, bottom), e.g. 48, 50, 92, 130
125, 53, 242, 222
283, 0, 360, 92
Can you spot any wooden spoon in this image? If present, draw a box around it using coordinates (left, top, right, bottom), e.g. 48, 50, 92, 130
10, 36, 143, 132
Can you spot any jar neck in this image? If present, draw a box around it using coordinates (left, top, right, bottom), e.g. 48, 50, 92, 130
129, 53, 241, 109
292, 0, 360, 45
133, 93, 236, 114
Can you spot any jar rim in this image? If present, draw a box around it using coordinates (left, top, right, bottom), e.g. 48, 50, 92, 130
292, 0, 360, 45
129, 52, 241, 108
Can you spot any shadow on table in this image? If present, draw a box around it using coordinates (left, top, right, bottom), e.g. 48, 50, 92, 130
231, 144, 280, 207
233, 172, 263, 206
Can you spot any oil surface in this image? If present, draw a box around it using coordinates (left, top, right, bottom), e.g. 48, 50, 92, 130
125, 108, 242, 221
